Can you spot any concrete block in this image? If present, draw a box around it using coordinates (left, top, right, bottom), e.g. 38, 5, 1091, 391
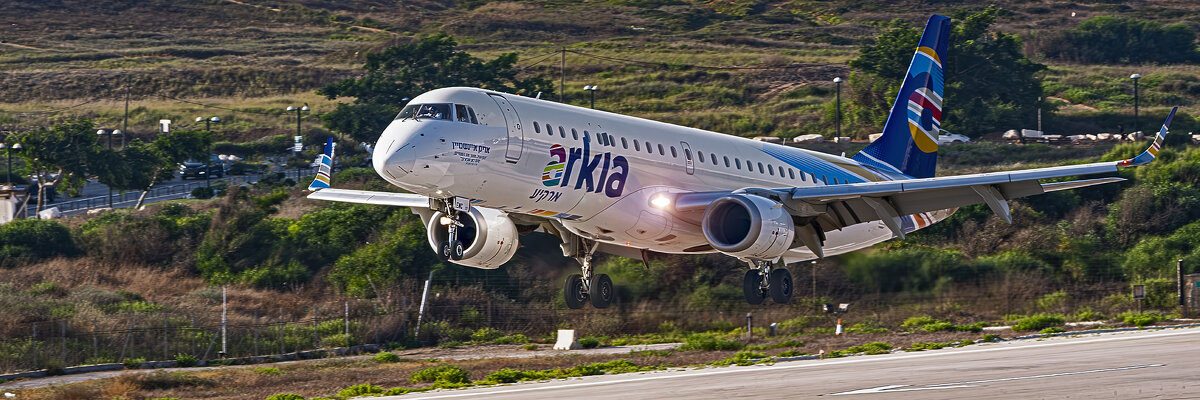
553, 329, 582, 350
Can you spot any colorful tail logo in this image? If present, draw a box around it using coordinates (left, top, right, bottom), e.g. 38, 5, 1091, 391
852, 15, 950, 179
308, 138, 334, 190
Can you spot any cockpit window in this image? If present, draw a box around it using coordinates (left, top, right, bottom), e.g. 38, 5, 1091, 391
416, 104, 452, 120
394, 103, 478, 124
395, 104, 419, 120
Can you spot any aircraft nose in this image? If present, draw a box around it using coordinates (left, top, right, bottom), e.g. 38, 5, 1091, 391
374, 142, 415, 179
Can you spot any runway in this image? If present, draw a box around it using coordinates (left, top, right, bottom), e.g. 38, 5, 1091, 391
386, 327, 1200, 399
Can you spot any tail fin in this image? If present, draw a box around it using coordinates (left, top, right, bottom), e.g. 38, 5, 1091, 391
852, 15, 951, 179
308, 138, 335, 191
1118, 106, 1176, 168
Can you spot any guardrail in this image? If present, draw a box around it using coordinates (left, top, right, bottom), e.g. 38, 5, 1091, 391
20, 172, 308, 218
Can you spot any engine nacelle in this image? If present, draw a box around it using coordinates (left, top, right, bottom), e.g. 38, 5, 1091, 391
427, 206, 519, 269
701, 194, 795, 260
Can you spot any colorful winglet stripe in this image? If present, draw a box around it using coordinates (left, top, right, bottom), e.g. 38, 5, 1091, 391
308, 138, 335, 190
1117, 106, 1176, 168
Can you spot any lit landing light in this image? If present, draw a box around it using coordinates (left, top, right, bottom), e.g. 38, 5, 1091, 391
650, 194, 671, 209
439, 216, 454, 226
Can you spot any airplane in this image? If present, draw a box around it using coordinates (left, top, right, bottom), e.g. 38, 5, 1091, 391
308, 14, 1176, 309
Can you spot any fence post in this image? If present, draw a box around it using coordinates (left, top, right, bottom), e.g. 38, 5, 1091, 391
31, 323, 38, 368
344, 301, 350, 346
60, 320, 66, 360
279, 308, 285, 355
253, 309, 259, 356
163, 314, 169, 361
118, 317, 134, 362
92, 319, 98, 361
313, 305, 320, 349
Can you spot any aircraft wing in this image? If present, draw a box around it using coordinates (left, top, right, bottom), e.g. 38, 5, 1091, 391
307, 188, 430, 208
671, 107, 1175, 247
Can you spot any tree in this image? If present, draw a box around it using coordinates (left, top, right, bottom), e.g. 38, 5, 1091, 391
14, 119, 103, 213
126, 130, 211, 208
319, 33, 555, 143
1032, 16, 1199, 64
848, 7, 1045, 138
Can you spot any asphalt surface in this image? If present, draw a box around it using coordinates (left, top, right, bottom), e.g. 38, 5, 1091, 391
389, 327, 1200, 400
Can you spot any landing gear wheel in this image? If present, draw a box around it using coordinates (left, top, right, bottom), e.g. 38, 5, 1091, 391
564, 274, 588, 309
769, 268, 793, 304
438, 242, 452, 262
589, 274, 614, 309
450, 242, 465, 261
743, 270, 766, 305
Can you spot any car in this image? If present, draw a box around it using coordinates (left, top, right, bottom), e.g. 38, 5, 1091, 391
937, 130, 971, 145
179, 162, 224, 180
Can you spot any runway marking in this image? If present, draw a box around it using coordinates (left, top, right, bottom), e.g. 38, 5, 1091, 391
389, 328, 1200, 400
824, 364, 1164, 396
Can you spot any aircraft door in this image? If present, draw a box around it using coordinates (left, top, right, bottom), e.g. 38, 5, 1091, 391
680, 141, 694, 175
489, 94, 523, 163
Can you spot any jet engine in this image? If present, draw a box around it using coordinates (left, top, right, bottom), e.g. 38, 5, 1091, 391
701, 194, 795, 260
427, 206, 519, 269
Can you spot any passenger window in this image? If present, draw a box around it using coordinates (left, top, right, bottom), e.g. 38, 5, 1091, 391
646, 141, 654, 154
811, 172, 818, 182
572, 128, 579, 140
735, 159, 742, 169
788, 169, 795, 180
634, 140, 641, 151
546, 123, 553, 135
768, 164, 774, 176
670, 146, 677, 158
534, 122, 541, 134
757, 162, 764, 174
658, 144, 665, 155
621, 137, 628, 149
822, 175, 828, 185
724, 156, 730, 168
779, 166, 785, 177
559, 126, 566, 138
455, 104, 472, 123
697, 151, 705, 163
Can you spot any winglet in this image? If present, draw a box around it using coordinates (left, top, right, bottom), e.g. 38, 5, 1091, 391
1117, 106, 1176, 168
308, 138, 335, 190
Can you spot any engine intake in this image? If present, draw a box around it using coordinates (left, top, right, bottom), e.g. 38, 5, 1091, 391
701, 194, 795, 260
427, 206, 519, 269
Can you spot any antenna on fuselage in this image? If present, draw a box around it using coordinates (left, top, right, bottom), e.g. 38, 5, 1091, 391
536, 92, 543, 99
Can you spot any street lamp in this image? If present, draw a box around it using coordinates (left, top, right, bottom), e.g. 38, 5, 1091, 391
0, 142, 20, 185
1131, 73, 1141, 133
286, 105, 310, 140
196, 117, 222, 189
833, 77, 843, 138
96, 129, 123, 208
196, 116, 221, 131
583, 86, 599, 109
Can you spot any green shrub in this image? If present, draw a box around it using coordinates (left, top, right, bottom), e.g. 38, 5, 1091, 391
485, 368, 548, 383
137, 371, 214, 390
845, 322, 890, 334
901, 315, 938, 328
678, 333, 744, 351
123, 357, 146, 369
845, 342, 892, 355
1074, 307, 1105, 322
410, 365, 470, 385
175, 353, 199, 367
955, 322, 986, 333
372, 351, 401, 363
493, 334, 529, 345
778, 350, 801, 357
522, 344, 538, 351
471, 327, 504, 343
265, 394, 305, 400
1118, 311, 1166, 327
578, 336, 601, 349
1011, 313, 1066, 332
906, 342, 947, 351
981, 334, 1000, 342
337, 383, 383, 398
322, 333, 351, 347
255, 367, 282, 375
921, 322, 954, 333
0, 219, 78, 267
1040, 327, 1066, 334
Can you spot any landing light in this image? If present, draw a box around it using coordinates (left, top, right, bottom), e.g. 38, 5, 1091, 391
650, 195, 671, 209
439, 216, 453, 226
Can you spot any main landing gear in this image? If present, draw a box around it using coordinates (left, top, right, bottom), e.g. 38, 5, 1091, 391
743, 260, 792, 305
562, 237, 614, 309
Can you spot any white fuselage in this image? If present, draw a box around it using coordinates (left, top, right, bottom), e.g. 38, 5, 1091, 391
373, 87, 946, 264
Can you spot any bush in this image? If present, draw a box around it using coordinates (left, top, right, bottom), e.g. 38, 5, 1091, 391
190, 186, 215, 199
372, 351, 400, 363
265, 394, 305, 400
578, 336, 601, 349
410, 364, 470, 385
844, 342, 892, 355
1118, 311, 1166, 327
493, 334, 529, 345
471, 327, 504, 343
337, 383, 384, 398
0, 219, 78, 267
1040, 327, 1066, 334
123, 357, 146, 369
981, 334, 1000, 342
485, 368, 547, 383
1011, 313, 1066, 332
921, 322, 954, 333
522, 343, 538, 351
175, 353, 198, 367
137, 371, 214, 390
678, 333, 744, 351
255, 367, 282, 375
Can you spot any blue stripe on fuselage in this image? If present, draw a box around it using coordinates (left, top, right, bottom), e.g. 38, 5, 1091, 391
762, 145, 867, 184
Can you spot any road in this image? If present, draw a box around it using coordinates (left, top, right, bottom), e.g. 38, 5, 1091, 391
22, 173, 267, 217
389, 327, 1200, 400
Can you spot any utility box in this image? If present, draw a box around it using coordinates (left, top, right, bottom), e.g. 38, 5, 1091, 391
1186, 274, 1200, 309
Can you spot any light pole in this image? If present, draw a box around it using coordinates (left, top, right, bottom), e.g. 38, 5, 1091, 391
286, 105, 309, 140
96, 129, 122, 208
833, 77, 843, 138
196, 116, 222, 189
0, 142, 19, 185
1131, 73, 1141, 133
583, 86, 599, 109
